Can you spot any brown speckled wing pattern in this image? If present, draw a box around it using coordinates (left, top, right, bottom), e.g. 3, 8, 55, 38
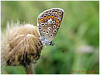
37, 8, 64, 42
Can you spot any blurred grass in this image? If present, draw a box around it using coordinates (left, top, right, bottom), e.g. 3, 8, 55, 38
1, 1, 99, 74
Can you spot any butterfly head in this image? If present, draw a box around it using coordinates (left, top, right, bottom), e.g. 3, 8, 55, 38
37, 8, 64, 46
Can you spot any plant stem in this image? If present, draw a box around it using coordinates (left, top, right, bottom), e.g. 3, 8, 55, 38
24, 63, 34, 74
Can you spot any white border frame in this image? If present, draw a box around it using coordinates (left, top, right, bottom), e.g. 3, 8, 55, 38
0, 0, 99, 75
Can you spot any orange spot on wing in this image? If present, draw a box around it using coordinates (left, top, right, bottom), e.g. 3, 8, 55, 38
48, 16, 50, 19
56, 20, 59, 23
38, 19, 41, 22
41, 19, 43, 21
38, 19, 43, 22
58, 13, 61, 16
51, 16, 54, 19
43, 17, 47, 19
54, 17, 57, 19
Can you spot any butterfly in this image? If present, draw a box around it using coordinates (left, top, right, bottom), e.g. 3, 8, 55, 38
37, 8, 64, 46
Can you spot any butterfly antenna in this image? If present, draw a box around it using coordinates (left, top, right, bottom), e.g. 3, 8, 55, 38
41, 55, 47, 60
54, 43, 67, 53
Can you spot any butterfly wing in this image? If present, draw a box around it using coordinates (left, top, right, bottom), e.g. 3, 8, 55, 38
37, 8, 64, 42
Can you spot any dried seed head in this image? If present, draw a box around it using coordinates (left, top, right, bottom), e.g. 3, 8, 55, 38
1, 23, 43, 67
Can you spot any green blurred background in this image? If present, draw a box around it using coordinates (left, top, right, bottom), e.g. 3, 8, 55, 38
1, 1, 99, 74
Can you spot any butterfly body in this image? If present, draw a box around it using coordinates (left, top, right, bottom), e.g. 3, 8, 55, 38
39, 36, 54, 46
37, 8, 64, 46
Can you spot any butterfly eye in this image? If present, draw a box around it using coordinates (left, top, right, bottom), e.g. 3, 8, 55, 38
53, 25, 56, 28
53, 29, 57, 33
